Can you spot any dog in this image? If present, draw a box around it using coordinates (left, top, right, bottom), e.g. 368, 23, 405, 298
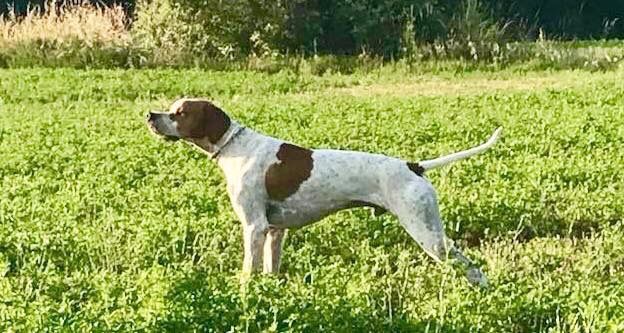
147, 98, 501, 287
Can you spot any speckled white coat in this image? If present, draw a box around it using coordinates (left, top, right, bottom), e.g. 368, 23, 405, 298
211, 122, 500, 287
148, 99, 501, 287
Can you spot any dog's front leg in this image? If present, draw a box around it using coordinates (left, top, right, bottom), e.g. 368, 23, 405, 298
242, 222, 268, 275
228, 186, 270, 280
263, 228, 286, 273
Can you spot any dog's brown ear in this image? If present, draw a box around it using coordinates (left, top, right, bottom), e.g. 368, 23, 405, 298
181, 101, 231, 143
199, 102, 231, 143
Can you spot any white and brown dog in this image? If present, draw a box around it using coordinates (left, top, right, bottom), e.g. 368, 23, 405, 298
147, 98, 502, 287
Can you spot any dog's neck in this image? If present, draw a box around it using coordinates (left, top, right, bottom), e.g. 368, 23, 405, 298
189, 121, 246, 159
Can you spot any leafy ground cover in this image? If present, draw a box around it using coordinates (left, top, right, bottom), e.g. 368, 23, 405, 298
0, 66, 623, 331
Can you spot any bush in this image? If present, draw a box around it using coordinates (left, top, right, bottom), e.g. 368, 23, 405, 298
530, 33, 624, 70
132, 0, 288, 62
406, 0, 512, 63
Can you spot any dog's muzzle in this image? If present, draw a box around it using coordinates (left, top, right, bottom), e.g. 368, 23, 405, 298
146, 111, 180, 141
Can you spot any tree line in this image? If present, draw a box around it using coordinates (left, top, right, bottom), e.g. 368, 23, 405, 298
2, 0, 623, 57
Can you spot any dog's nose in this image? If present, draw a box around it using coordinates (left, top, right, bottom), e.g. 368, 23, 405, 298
146, 111, 155, 122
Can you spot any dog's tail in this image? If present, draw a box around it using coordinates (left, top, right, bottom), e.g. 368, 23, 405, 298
419, 127, 502, 171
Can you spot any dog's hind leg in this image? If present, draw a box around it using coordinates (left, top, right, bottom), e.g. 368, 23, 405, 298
392, 185, 448, 263
392, 182, 488, 287
446, 240, 488, 287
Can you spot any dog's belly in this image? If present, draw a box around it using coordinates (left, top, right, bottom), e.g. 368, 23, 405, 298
267, 199, 386, 228
266, 200, 351, 228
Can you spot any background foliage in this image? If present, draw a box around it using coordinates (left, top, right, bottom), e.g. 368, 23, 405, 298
1, 0, 623, 59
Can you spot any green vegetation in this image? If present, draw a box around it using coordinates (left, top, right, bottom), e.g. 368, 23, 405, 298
1, 1, 624, 69
1, 65, 623, 331
3, 0, 624, 57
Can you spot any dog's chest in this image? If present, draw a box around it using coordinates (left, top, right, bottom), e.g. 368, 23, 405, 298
217, 135, 282, 196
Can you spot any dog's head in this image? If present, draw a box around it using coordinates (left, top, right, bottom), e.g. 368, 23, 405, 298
147, 99, 231, 143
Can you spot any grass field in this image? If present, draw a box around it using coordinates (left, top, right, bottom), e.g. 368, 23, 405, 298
1, 65, 623, 332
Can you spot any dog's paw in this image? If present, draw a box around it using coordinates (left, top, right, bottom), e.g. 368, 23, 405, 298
466, 267, 489, 289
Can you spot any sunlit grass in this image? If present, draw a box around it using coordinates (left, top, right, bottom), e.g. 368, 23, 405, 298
1, 66, 623, 331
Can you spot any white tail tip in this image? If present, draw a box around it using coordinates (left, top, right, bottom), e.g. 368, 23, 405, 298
485, 127, 503, 147
419, 127, 503, 171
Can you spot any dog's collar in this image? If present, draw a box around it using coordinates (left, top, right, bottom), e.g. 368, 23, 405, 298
211, 126, 246, 160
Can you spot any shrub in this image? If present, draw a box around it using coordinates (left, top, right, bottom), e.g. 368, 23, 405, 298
131, 0, 196, 65
530, 32, 624, 70
132, 0, 288, 62
410, 0, 513, 63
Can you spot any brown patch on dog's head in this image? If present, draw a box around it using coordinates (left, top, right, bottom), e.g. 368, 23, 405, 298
265, 143, 314, 201
171, 99, 231, 143
407, 162, 425, 176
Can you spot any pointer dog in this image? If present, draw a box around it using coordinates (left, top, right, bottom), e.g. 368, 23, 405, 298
147, 98, 501, 287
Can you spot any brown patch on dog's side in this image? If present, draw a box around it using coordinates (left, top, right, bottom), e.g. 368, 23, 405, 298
174, 100, 231, 143
265, 143, 314, 201
407, 162, 425, 176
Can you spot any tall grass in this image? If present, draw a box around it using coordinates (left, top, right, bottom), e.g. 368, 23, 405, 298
0, 0, 622, 70
0, 0, 142, 68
